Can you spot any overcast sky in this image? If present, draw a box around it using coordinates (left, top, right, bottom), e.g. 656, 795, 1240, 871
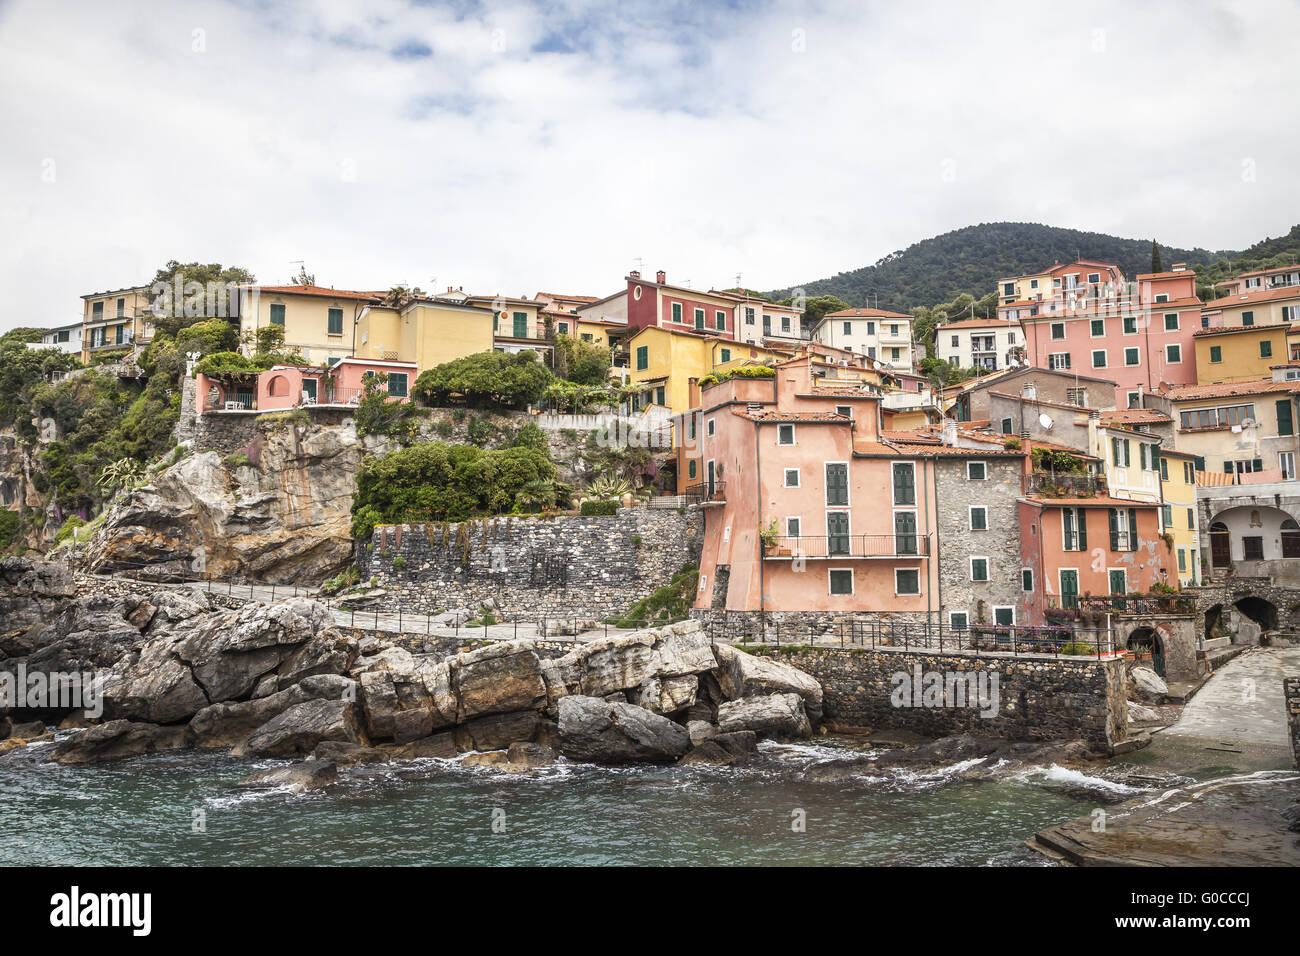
1, 0, 1297, 332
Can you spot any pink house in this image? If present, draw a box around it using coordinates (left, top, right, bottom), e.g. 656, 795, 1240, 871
196, 358, 416, 414
626, 269, 737, 339
692, 354, 940, 619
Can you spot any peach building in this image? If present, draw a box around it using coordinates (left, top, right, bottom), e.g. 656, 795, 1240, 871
195, 357, 415, 413
690, 355, 940, 619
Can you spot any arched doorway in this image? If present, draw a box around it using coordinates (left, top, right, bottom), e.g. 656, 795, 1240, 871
1209, 521, 1230, 568
1283, 519, 1300, 558
1234, 596, 1277, 631
1128, 626, 1164, 677
1204, 604, 1225, 643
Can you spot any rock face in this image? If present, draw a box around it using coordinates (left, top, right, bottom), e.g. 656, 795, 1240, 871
0, 558, 75, 645
48, 720, 193, 764
85, 421, 381, 585
716, 693, 812, 740
1128, 666, 1169, 704
233, 698, 363, 757
557, 696, 691, 763
712, 643, 824, 724
238, 759, 339, 792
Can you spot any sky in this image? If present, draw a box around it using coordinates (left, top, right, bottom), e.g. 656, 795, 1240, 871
1, 0, 1298, 332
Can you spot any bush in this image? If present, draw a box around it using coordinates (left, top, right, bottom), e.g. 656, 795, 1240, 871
606, 564, 699, 626
53, 515, 86, 544
580, 499, 619, 516
1060, 641, 1097, 656
392, 555, 406, 571
413, 350, 555, 410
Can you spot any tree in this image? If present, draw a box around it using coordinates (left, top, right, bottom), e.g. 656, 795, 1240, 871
175, 318, 240, 357
553, 333, 612, 386
291, 264, 316, 286
1150, 240, 1163, 273
148, 260, 256, 337
380, 285, 423, 308
792, 294, 850, 330
413, 350, 555, 410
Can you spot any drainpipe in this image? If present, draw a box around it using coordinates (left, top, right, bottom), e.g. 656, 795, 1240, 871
755, 418, 764, 637
925, 455, 936, 629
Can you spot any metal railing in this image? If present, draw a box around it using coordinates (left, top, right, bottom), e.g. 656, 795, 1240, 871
1021, 472, 1106, 497
763, 533, 929, 558
683, 481, 725, 504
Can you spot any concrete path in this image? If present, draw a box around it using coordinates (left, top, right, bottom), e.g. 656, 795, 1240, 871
1160, 645, 1300, 751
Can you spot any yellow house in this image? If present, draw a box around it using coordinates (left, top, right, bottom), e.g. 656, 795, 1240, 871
80, 285, 154, 363
1193, 324, 1290, 384
628, 326, 788, 415
354, 298, 497, 373
1158, 447, 1201, 586
238, 284, 380, 367
1201, 285, 1300, 329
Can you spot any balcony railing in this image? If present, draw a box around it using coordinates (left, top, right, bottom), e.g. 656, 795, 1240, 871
763, 533, 930, 558
683, 481, 725, 504
1021, 471, 1107, 498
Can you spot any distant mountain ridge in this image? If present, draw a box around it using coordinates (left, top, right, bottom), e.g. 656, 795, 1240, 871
766, 221, 1300, 312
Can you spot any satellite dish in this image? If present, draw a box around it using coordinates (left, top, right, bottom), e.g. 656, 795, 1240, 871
1039, 413, 1054, 429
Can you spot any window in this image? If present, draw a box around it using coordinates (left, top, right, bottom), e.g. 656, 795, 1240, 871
1242, 311, 1255, 326
1242, 536, 1264, 560
828, 569, 853, 595
1087, 272, 1100, 284
636, 345, 648, 370
1050, 323, 1065, 340
557, 322, 569, 334
970, 557, 989, 581
116, 297, 125, 317
845, 322, 853, 335
1111, 436, 1130, 467
969, 506, 988, 531
715, 311, 726, 331
826, 512, 850, 555
1109, 569, 1127, 595
1127, 391, 1141, 408
1281, 451, 1296, 480
581, 333, 591, 342
1060, 569, 1080, 609
783, 468, 800, 487
1284, 306, 1300, 323
720, 348, 731, 362
1022, 568, 1034, 592
781, 316, 791, 333
1048, 352, 1071, 370
744, 307, 754, 325
967, 461, 986, 480
835, 405, 852, 418
672, 303, 683, 323
1090, 319, 1105, 337
950, 334, 959, 347
1124, 347, 1140, 366
706, 418, 715, 436
892, 462, 916, 505
1108, 507, 1138, 551
825, 463, 848, 506
1177, 548, 1187, 572
894, 511, 918, 554
895, 568, 920, 595
688, 460, 697, 479
1159, 456, 1169, 480
777, 424, 795, 445
1092, 349, 1107, 368
1187, 506, 1195, 527
890, 324, 899, 336
512, 312, 528, 338
1179, 403, 1255, 430
1163, 504, 1173, 526
1210, 345, 1222, 363
890, 348, 900, 361
1260, 340, 1273, 358
1164, 313, 1179, 331
1123, 316, 1137, 334
1009, 332, 1016, 344
1000, 417, 1013, 434
91, 301, 103, 319
1166, 344, 1181, 363
1154, 294, 1169, 303
327, 308, 343, 335
694, 308, 705, 329
1066, 387, 1087, 406
269, 303, 285, 326
387, 372, 409, 398
949, 612, 969, 630
654, 386, 665, 406
1062, 507, 1088, 551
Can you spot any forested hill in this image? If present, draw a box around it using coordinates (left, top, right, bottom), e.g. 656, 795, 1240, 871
763, 221, 1274, 312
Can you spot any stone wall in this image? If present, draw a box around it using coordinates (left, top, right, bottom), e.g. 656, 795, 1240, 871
1285, 677, 1300, 769
691, 608, 934, 639
359, 507, 702, 618
190, 406, 359, 457
934, 456, 1023, 627
778, 646, 1127, 747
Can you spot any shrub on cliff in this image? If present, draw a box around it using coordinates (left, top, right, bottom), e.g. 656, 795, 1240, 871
605, 564, 699, 626
413, 350, 555, 410
351, 441, 558, 538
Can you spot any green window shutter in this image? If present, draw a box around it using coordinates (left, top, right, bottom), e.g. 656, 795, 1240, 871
1210, 345, 1222, 362
1253, 457, 1263, 471
387, 373, 408, 398
1123, 439, 1131, 466
1112, 437, 1120, 464
1108, 508, 1120, 551
720, 348, 731, 362
694, 309, 704, 330
1091, 319, 1103, 336
269, 303, 285, 327
1193, 455, 1205, 473
827, 512, 850, 555
716, 311, 725, 330
688, 460, 696, 479
655, 386, 665, 406
1224, 460, 1234, 474
327, 308, 343, 335
1261, 340, 1273, 358
636, 346, 648, 370
892, 463, 915, 505
494, 312, 499, 332
1123, 316, 1136, 333
672, 303, 682, 323
1163, 504, 1173, 525
825, 463, 848, 506
513, 312, 528, 338
1159, 456, 1168, 480
1128, 509, 1138, 550
1277, 399, 1294, 435
1077, 509, 1087, 550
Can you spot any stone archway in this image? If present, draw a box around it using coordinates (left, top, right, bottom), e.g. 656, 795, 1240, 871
1204, 603, 1226, 642
1127, 626, 1164, 677
1234, 595, 1278, 631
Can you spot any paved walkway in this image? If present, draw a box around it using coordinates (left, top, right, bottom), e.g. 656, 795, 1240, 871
1160, 645, 1300, 750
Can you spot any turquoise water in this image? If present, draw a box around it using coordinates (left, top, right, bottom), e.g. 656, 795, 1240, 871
0, 736, 1141, 866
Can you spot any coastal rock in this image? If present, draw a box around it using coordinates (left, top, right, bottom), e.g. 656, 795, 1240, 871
506, 741, 555, 768
380, 732, 460, 760
0, 738, 26, 754
9, 720, 46, 739
453, 642, 548, 720
711, 644, 824, 724
0, 557, 75, 645
716, 693, 812, 740
557, 695, 691, 764
1128, 666, 1168, 704
687, 720, 719, 746
48, 719, 193, 765
189, 675, 357, 748
311, 740, 389, 767
454, 710, 544, 752
678, 730, 758, 766
238, 759, 339, 792
233, 698, 363, 757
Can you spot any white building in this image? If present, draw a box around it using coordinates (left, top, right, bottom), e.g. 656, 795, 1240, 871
811, 308, 915, 371
720, 293, 806, 347
26, 322, 82, 356
934, 318, 1024, 372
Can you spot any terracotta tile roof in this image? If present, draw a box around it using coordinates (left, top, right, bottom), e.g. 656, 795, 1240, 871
1165, 379, 1300, 401
537, 292, 599, 303
824, 308, 913, 319
937, 318, 1022, 331
1100, 409, 1172, 424
1192, 322, 1289, 337
886, 442, 1024, 457
1203, 285, 1300, 309
254, 285, 381, 300
738, 410, 850, 423
1136, 270, 1196, 280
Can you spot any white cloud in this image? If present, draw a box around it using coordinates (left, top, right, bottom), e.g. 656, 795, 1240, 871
0, 0, 1297, 331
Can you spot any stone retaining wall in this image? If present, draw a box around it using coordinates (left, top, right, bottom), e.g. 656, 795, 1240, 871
359, 507, 702, 619
1286, 677, 1300, 769
777, 646, 1127, 747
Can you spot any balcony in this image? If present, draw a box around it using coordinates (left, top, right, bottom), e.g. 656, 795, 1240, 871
763, 533, 929, 559
683, 481, 725, 505
1021, 472, 1107, 498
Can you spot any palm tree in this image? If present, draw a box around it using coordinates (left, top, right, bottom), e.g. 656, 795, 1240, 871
381, 285, 424, 308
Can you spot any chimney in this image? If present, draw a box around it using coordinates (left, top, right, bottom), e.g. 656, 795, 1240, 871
656, 270, 666, 284
942, 420, 958, 446
629, 270, 641, 280
1172, 262, 1186, 272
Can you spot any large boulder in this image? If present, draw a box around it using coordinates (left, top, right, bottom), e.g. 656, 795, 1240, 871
237, 759, 339, 792
1128, 666, 1168, 704
678, 730, 757, 766
453, 643, 548, 720
233, 698, 363, 757
0, 557, 75, 645
189, 675, 357, 748
716, 693, 812, 740
557, 695, 690, 764
711, 644, 823, 723
47, 720, 193, 765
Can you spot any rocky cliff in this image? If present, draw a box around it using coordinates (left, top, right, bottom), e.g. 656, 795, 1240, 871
86, 418, 387, 586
